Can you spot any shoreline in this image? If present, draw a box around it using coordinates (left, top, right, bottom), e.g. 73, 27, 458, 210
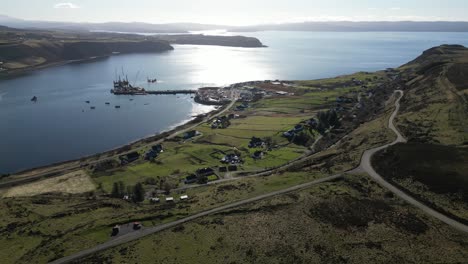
3, 102, 226, 178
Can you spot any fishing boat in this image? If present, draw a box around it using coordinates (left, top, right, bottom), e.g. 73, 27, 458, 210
147, 77, 157, 83
111, 75, 146, 95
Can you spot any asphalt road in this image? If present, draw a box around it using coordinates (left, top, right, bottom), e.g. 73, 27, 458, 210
359, 90, 468, 233
49, 174, 343, 264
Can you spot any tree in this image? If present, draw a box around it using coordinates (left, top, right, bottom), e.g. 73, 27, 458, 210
197, 175, 208, 184
133, 183, 145, 202
293, 131, 314, 146
118, 181, 125, 196
316, 122, 327, 135
163, 181, 173, 194
327, 110, 340, 128
111, 182, 120, 198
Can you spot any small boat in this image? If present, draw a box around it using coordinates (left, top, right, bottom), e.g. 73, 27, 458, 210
85, 101, 90, 104
105, 102, 110, 105
129, 99, 134, 101
90, 106, 96, 110
31, 96, 38, 102
147, 78, 157, 83
115, 105, 121, 108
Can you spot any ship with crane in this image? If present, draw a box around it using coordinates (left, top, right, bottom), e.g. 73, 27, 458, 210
111, 69, 147, 95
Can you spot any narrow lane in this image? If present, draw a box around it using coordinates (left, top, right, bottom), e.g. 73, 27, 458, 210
359, 90, 468, 233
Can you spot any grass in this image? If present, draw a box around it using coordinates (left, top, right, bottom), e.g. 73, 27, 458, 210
2, 170, 95, 197
0, 169, 324, 263
82, 174, 468, 264
373, 142, 468, 220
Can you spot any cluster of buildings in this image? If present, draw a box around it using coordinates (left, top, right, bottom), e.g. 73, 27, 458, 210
220, 153, 242, 164
194, 87, 233, 105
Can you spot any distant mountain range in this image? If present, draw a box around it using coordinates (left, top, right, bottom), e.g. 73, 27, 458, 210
1, 14, 468, 33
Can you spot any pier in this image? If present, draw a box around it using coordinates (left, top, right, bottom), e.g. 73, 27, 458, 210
147, 90, 197, 95
112, 89, 197, 95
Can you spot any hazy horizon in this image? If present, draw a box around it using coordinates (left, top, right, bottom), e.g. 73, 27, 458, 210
1, 0, 468, 26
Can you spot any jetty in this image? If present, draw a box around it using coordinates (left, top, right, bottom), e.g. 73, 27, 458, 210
147, 90, 196, 95
111, 89, 196, 95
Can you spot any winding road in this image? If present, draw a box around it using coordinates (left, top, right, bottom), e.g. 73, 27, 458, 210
358, 90, 468, 233
49, 89, 468, 263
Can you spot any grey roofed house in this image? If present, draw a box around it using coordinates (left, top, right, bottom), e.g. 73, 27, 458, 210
248, 137, 264, 148
152, 144, 163, 153
184, 130, 200, 139
252, 150, 264, 159
196, 167, 215, 177
119, 151, 140, 164
184, 174, 198, 184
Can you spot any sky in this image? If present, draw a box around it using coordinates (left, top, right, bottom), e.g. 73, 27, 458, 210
1, 0, 468, 25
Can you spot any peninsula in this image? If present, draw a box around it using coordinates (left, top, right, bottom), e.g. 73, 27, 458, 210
0, 27, 265, 77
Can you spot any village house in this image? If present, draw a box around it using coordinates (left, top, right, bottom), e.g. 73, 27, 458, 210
248, 137, 265, 148
184, 130, 201, 140
184, 174, 198, 184
196, 167, 215, 177
119, 152, 140, 165
221, 153, 242, 164
307, 118, 318, 128
283, 129, 296, 138
293, 124, 304, 132
252, 151, 265, 160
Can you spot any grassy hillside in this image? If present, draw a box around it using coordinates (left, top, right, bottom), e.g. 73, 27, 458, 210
373, 45, 468, 222
82, 174, 468, 264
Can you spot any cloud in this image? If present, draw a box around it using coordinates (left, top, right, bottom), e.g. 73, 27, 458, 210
53, 3, 80, 9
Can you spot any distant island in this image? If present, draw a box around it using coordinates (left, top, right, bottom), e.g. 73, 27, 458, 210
0, 27, 265, 77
